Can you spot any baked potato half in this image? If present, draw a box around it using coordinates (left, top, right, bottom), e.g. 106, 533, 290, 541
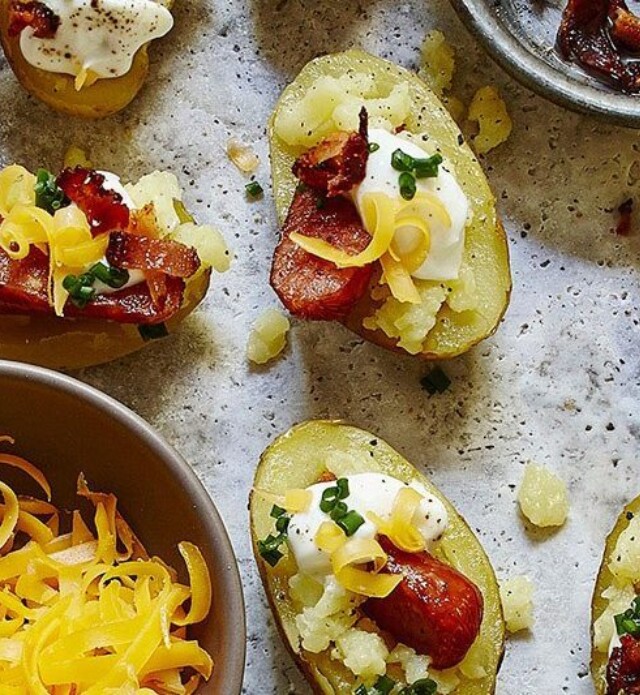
0, 0, 173, 118
250, 420, 505, 694
269, 50, 511, 360
591, 494, 640, 694
0, 165, 228, 369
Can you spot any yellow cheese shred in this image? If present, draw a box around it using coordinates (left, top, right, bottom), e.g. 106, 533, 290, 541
368, 487, 426, 553
0, 437, 214, 693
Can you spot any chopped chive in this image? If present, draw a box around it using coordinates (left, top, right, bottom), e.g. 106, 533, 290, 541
90, 262, 130, 289
257, 534, 285, 567
368, 142, 380, 153
34, 168, 69, 214
614, 595, 640, 637
399, 172, 417, 201
354, 686, 368, 695
391, 148, 415, 172
336, 478, 349, 499
245, 181, 264, 198
336, 510, 365, 536
413, 153, 443, 179
329, 501, 348, 522
270, 504, 287, 519
401, 679, 438, 695
420, 366, 451, 395
138, 323, 169, 342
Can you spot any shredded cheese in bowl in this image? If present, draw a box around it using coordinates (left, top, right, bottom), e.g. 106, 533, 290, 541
0, 439, 214, 693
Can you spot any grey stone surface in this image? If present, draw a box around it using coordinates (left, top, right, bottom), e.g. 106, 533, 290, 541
1, 0, 640, 692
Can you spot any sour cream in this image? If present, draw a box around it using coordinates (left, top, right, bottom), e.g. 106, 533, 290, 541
19, 0, 173, 81
353, 129, 469, 281
92, 171, 144, 296
287, 473, 449, 578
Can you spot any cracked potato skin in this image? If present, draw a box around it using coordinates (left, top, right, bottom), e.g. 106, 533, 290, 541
249, 421, 505, 695
0, 0, 173, 118
269, 50, 512, 360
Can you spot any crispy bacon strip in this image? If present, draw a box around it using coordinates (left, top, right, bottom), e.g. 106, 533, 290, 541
8, 0, 60, 38
607, 634, 640, 694
106, 233, 200, 279
558, 0, 640, 92
292, 108, 369, 197
270, 188, 373, 320
57, 168, 130, 236
0, 247, 183, 325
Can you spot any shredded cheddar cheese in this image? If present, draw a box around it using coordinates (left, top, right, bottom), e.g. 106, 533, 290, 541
0, 440, 214, 693
368, 487, 426, 553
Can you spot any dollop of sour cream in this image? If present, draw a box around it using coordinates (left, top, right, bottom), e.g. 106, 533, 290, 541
353, 128, 469, 281
19, 0, 174, 81
92, 171, 144, 296
287, 473, 449, 577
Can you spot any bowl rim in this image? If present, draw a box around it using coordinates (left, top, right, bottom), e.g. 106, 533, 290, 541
449, 0, 640, 129
0, 359, 246, 695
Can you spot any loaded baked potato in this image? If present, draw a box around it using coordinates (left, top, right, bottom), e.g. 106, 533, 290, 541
0, 163, 229, 368
0, 0, 174, 118
250, 421, 505, 693
591, 495, 640, 694
269, 50, 511, 360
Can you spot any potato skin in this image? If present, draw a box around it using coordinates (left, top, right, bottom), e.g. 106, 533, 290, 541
250, 420, 505, 694
0, 268, 210, 369
0, 0, 173, 118
269, 50, 512, 360
591, 495, 640, 694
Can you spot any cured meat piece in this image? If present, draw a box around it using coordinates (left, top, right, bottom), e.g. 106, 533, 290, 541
363, 535, 484, 670
292, 108, 369, 197
8, 0, 60, 38
558, 0, 640, 92
57, 168, 130, 236
607, 634, 640, 694
0, 247, 183, 325
270, 187, 373, 320
106, 232, 200, 278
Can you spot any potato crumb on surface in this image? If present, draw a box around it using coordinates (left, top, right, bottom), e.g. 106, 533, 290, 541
226, 138, 260, 173
419, 30, 455, 96
247, 309, 291, 365
500, 575, 534, 633
517, 463, 569, 528
63, 145, 92, 169
467, 86, 513, 154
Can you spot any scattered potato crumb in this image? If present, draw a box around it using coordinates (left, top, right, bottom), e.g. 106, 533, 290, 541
517, 463, 569, 528
467, 86, 513, 154
419, 30, 455, 96
500, 575, 534, 633
63, 146, 92, 169
227, 138, 259, 173
247, 309, 290, 365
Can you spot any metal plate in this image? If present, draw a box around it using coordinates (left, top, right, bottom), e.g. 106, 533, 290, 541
450, 0, 640, 128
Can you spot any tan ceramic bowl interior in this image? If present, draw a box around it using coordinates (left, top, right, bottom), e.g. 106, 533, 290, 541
0, 359, 245, 694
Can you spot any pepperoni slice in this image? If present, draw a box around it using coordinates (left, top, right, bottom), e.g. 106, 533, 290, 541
106, 232, 200, 278
270, 188, 374, 321
8, 0, 60, 38
57, 168, 130, 236
362, 536, 484, 670
0, 247, 184, 325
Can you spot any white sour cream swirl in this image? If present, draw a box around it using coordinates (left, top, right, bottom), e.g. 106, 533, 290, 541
288, 473, 449, 577
19, 0, 173, 81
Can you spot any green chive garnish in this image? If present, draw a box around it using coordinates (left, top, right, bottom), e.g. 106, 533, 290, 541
391, 148, 415, 172
402, 679, 438, 695
368, 142, 380, 153
34, 169, 69, 214
336, 510, 365, 536
399, 172, 417, 201
336, 478, 349, 499
257, 535, 285, 567
614, 595, 640, 637
421, 366, 451, 395
245, 181, 263, 198
413, 153, 443, 179
90, 262, 130, 289
138, 323, 169, 341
